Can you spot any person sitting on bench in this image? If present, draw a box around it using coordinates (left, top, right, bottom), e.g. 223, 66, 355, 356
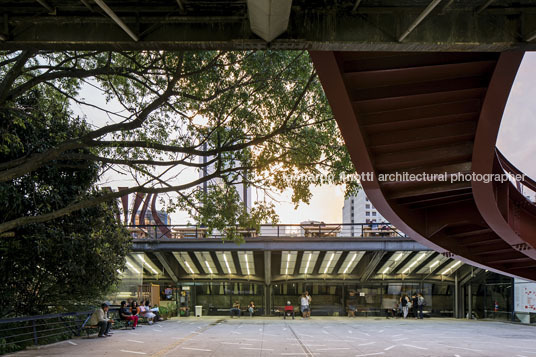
283, 301, 295, 320
230, 300, 241, 318
89, 303, 114, 337
119, 301, 138, 329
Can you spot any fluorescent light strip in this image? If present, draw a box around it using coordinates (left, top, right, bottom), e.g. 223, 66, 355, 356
429, 260, 440, 268
442, 261, 461, 275
382, 267, 389, 274
223, 253, 231, 274
304, 253, 312, 274
285, 253, 290, 275
205, 261, 213, 274
394, 253, 403, 261
139, 256, 158, 275
245, 254, 250, 275
184, 261, 194, 274
324, 252, 335, 274
126, 261, 139, 274
344, 252, 358, 274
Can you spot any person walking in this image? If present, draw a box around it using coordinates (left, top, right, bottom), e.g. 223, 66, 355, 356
300, 294, 309, 319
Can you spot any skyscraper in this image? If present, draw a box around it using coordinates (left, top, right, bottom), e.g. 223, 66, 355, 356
342, 190, 388, 236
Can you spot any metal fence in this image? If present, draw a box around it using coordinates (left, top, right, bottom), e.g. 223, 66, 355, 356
0, 310, 95, 354
126, 223, 407, 240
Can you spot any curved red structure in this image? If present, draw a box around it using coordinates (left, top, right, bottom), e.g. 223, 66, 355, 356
311, 51, 536, 280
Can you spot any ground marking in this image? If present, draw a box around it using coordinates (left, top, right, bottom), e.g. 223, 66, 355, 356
402, 344, 428, 350
181, 347, 212, 352
221, 342, 252, 346
437, 343, 483, 352
281, 354, 308, 356
153, 329, 162, 332
358, 342, 376, 346
128, 332, 140, 335
231, 331, 242, 334
393, 337, 408, 341
119, 350, 147, 355
316, 347, 350, 351
378, 330, 384, 333
240, 347, 274, 351
384, 345, 396, 351
355, 353, 385, 357
348, 330, 353, 333
126, 339, 144, 344
322, 330, 329, 334
67, 341, 77, 346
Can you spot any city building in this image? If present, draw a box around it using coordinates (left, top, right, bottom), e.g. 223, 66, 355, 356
199, 143, 252, 211
343, 190, 388, 236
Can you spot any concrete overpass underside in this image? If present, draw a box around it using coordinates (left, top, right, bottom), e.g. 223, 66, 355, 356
2, 0, 536, 51
128, 237, 471, 285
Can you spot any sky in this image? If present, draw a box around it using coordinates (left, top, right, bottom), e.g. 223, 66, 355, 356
78, 52, 536, 225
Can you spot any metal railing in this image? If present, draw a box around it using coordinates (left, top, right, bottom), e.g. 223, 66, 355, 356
0, 310, 94, 354
496, 149, 536, 203
126, 222, 407, 240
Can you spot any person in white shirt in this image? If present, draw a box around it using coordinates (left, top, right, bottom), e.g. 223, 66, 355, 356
89, 303, 114, 337
300, 294, 309, 319
305, 291, 312, 318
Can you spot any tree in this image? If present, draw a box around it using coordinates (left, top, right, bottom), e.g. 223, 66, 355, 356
0, 91, 131, 317
0, 50, 358, 235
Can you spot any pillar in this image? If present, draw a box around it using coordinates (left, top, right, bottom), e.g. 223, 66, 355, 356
264, 251, 271, 316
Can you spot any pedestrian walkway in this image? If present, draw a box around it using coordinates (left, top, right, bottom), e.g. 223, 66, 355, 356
7, 317, 536, 356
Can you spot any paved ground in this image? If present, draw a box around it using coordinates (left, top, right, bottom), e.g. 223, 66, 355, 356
8, 317, 536, 357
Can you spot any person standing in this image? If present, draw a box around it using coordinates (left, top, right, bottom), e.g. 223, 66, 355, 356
417, 293, 425, 319
248, 301, 255, 317
347, 290, 358, 317
89, 303, 114, 337
400, 295, 410, 319
305, 291, 312, 318
412, 294, 419, 319
300, 294, 309, 319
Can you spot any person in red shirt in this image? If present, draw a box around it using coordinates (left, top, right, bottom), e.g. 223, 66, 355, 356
284, 301, 295, 320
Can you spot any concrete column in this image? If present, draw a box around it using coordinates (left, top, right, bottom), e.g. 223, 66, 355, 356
264, 251, 271, 316
467, 283, 472, 319
454, 273, 459, 318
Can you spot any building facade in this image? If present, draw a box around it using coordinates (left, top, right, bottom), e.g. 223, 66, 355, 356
343, 190, 388, 236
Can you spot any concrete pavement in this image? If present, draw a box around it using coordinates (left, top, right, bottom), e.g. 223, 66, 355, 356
8, 317, 536, 357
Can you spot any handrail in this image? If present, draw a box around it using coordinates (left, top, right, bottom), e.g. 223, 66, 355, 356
125, 222, 408, 239
0, 310, 96, 352
496, 148, 536, 194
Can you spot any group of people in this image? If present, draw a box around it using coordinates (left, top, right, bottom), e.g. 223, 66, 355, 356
230, 300, 256, 317
89, 300, 162, 338
393, 293, 425, 319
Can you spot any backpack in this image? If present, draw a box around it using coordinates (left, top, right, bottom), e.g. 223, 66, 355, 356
418, 296, 425, 306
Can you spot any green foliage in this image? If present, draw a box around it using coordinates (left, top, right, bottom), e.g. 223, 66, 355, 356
0, 90, 131, 317
0, 50, 359, 236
